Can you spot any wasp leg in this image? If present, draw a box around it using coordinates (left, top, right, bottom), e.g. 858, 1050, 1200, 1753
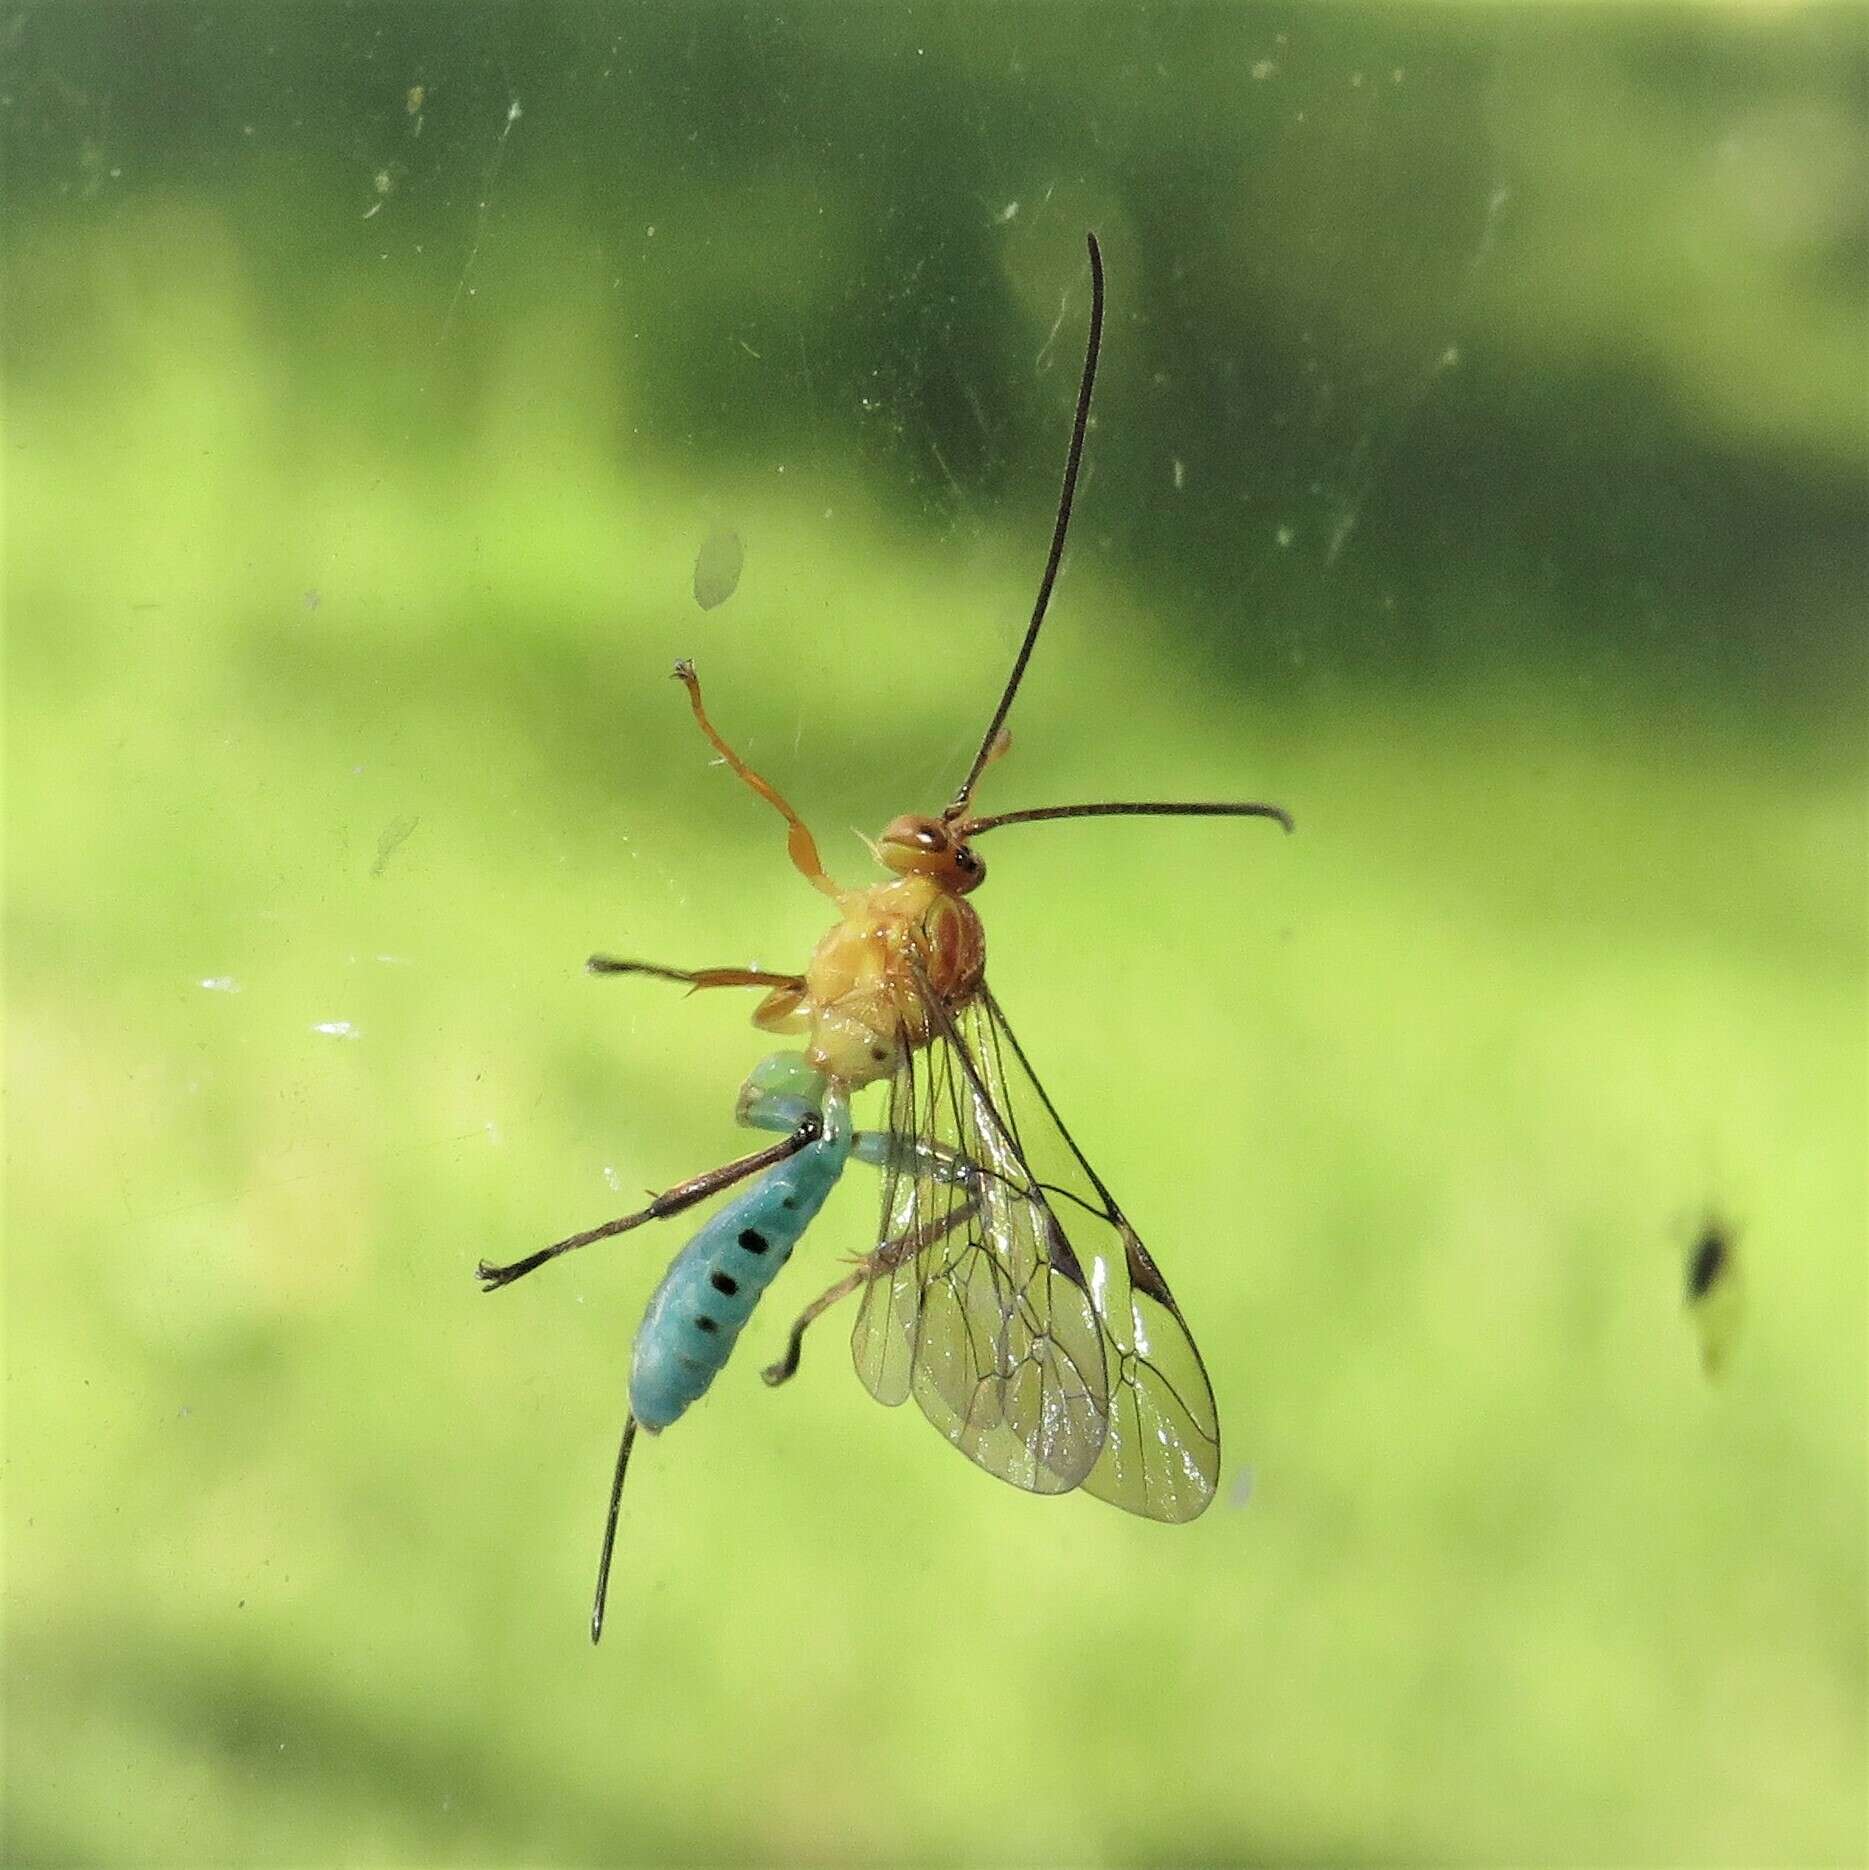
739, 1097, 973, 1194
760, 1190, 981, 1388
672, 660, 841, 899
851, 1130, 975, 1186
476, 1115, 823, 1291
587, 956, 806, 994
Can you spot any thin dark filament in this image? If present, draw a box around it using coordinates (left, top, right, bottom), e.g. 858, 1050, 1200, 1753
590, 1412, 639, 1644
965, 799, 1294, 836
586, 957, 710, 982
476, 1124, 817, 1290
945, 231, 1105, 822
586, 957, 805, 992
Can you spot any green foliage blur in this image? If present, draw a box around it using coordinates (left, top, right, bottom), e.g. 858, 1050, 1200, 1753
5, 5, 1864, 1865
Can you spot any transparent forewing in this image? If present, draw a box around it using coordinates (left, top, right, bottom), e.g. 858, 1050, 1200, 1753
856, 979, 1227, 1518
853, 979, 1220, 1519
852, 983, 1108, 1495
972, 986, 1222, 1520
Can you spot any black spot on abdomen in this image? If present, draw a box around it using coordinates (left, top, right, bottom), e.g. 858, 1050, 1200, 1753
738, 1228, 769, 1254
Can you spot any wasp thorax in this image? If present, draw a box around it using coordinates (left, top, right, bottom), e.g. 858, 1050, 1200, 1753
877, 813, 987, 893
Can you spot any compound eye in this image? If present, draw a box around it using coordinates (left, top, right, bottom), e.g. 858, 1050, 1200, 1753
878, 814, 960, 876
954, 844, 985, 885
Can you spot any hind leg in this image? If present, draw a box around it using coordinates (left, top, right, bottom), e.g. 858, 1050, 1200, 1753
476, 1113, 824, 1291
760, 1190, 981, 1387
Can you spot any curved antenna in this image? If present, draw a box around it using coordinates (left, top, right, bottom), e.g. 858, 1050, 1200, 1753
590, 1411, 639, 1644
965, 798, 1294, 837
944, 231, 1105, 822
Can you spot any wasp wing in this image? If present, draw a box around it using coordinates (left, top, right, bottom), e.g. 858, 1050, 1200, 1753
852, 979, 1108, 1495
853, 977, 1220, 1521
972, 986, 1221, 1522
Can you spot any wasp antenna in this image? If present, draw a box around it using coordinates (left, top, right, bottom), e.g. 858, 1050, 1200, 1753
945, 231, 1104, 822
964, 799, 1295, 837
590, 1411, 640, 1645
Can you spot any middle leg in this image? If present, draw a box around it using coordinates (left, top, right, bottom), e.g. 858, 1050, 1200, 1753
587, 956, 805, 994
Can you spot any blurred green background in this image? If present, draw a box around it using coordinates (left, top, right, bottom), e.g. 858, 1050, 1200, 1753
5, 5, 1865, 1865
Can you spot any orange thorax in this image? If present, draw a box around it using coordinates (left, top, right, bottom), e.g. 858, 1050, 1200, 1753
757, 874, 984, 1086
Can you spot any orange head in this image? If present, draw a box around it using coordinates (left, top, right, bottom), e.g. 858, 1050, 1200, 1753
877, 813, 987, 894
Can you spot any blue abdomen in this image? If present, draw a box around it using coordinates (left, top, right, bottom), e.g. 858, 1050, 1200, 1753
629, 1093, 851, 1431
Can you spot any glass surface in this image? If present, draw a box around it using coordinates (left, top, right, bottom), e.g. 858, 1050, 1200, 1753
5, 6, 1864, 1864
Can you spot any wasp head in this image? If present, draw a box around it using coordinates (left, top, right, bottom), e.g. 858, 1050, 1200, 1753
876, 813, 987, 894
